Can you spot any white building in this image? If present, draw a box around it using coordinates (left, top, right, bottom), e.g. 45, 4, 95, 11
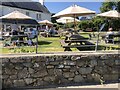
0, 0, 51, 21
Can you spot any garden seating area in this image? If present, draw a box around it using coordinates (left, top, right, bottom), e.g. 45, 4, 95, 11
2, 28, 37, 47
1, 30, 120, 54
0, 4, 120, 54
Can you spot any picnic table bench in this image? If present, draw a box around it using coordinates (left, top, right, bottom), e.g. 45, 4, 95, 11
65, 39, 95, 45
60, 40, 95, 51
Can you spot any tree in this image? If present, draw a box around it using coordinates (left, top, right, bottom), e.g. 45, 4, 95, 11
117, 1, 120, 12
100, 2, 114, 13
51, 13, 57, 23
100, 1, 120, 13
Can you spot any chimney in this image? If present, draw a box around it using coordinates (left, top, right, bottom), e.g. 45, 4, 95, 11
38, 0, 44, 5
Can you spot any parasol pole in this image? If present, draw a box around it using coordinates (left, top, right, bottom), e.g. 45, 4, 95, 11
36, 25, 38, 54
66, 19, 68, 28
95, 23, 106, 52
46, 23, 49, 37
74, 14, 75, 30
74, 14, 77, 34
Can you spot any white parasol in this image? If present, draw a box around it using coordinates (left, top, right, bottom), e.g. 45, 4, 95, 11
0, 11, 38, 25
53, 4, 95, 30
56, 17, 80, 24
97, 10, 120, 18
0, 11, 32, 19
38, 20, 53, 25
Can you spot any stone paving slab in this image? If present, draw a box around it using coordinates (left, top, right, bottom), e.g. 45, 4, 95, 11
59, 83, 119, 89
4, 83, 119, 90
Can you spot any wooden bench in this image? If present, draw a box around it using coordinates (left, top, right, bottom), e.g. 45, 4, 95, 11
60, 40, 95, 51
65, 39, 95, 45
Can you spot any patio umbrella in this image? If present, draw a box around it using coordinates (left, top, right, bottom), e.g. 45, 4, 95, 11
0, 11, 38, 24
38, 20, 53, 25
97, 10, 120, 18
97, 10, 120, 28
53, 4, 95, 31
56, 17, 80, 24
38, 20, 53, 31
0, 11, 39, 53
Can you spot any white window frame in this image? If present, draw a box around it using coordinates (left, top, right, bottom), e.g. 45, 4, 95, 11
36, 13, 41, 20
26, 11, 30, 16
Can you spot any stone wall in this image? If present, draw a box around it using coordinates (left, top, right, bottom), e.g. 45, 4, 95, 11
1, 53, 120, 89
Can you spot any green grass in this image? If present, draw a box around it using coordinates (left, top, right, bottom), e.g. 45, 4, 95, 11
1, 32, 120, 54
38, 37, 64, 52
1, 37, 65, 54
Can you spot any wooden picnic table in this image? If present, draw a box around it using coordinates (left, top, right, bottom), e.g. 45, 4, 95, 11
65, 34, 88, 40
60, 34, 95, 51
3, 33, 28, 46
65, 39, 94, 45
65, 34, 94, 45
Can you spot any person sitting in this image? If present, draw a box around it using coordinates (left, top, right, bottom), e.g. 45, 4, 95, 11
49, 27, 56, 37
45, 29, 49, 37
12, 29, 18, 35
105, 28, 114, 44
11, 29, 19, 46
28, 28, 37, 39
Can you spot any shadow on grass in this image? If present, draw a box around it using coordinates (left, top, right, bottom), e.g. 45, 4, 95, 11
38, 41, 52, 45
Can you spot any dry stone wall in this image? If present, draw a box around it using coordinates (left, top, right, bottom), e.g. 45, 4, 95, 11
1, 54, 120, 89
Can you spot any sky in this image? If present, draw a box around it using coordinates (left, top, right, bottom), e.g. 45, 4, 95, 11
44, 2, 102, 14
32, 0, 103, 14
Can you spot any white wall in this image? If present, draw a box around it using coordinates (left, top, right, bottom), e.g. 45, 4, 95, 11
0, 5, 3, 17
41, 13, 51, 21
0, 5, 51, 21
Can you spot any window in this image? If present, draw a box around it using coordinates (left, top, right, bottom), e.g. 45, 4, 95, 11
36, 13, 41, 20
26, 12, 30, 16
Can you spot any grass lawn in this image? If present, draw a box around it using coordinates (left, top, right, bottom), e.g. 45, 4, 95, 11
38, 37, 64, 52
1, 32, 119, 54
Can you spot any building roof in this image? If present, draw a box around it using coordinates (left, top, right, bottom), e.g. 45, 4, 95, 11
0, 0, 50, 14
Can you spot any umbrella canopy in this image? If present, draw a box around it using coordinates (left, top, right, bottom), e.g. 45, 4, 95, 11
56, 17, 80, 23
52, 4, 95, 18
97, 10, 120, 18
38, 20, 53, 25
53, 4, 95, 31
0, 11, 38, 25
0, 11, 32, 19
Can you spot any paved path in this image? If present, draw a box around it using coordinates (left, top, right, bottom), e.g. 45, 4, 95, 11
6, 83, 119, 90
59, 83, 119, 89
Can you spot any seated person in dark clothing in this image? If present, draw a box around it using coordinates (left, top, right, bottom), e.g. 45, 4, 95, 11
12, 30, 18, 35
11, 29, 19, 46
28, 28, 37, 39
